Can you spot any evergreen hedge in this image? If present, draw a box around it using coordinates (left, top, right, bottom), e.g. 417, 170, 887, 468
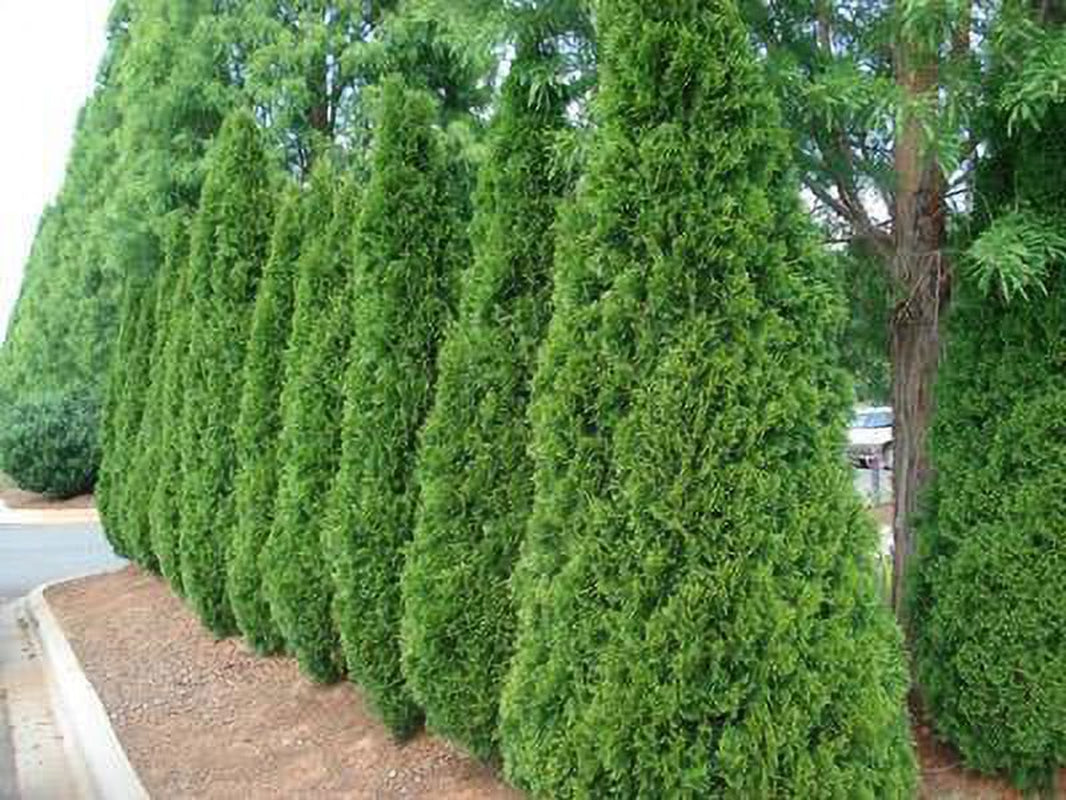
498, 2, 916, 796
228, 186, 303, 654
400, 44, 567, 759
261, 171, 359, 683
178, 111, 274, 636
98, 266, 157, 556
149, 225, 193, 593
122, 215, 188, 570
909, 103, 1066, 789
326, 78, 466, 737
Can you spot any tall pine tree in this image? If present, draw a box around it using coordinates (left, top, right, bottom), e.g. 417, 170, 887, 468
325, 78, 466, 736
499, 2, 915, 796
179, 111, 274, 636
400, 39, 568, 759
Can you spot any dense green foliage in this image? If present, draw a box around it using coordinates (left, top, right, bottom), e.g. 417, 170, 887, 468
148, 224, 194, 593
400, 45, 567, 759
911, 275, 1066, 788
498, 2, 915, 796
0, 43, 126, 420
0, 392, 100, 498
910, 15, 1066, 786
326, 78, 466, 737
97, 267, 158, 556
178, 112, 275, 636
261, 172, 358, 682
18, 0, 1066, 792
228, 188, 304, 654
1, 1, 234, 457
120, 217, 190, 569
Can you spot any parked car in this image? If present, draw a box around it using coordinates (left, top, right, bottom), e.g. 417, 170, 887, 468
848, 406, 893, 470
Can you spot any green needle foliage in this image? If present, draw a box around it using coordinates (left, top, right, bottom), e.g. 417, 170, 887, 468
498, 2, 915, 796
910, 277, 1066, 789
121, 215, 189, 570
149, 220, 194, 593
400, 42, 568, 759
179, 111, 275, 637
262, 171, 360, 683
909, 43, 1066, 788
326, 78, 466, 737
228, 187, 304, 654
98, 266, 158, 557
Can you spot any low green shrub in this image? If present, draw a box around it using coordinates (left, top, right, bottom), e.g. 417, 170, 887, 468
0, 390, 100, 498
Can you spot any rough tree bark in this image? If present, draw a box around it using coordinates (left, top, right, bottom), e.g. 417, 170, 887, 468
890, 34, 949, 623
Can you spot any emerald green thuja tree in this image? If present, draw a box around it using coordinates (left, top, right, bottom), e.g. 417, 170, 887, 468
498, 2, 916, 796
179, 110, 275, 637
909, 9, 1066, 786
122, 213, 189, 570
98, 264, 158, 557
148, 223, 193, 593
262, 172, 360, 683
400, 41, 568, 759
228, 186, 303, 654
326, 78, 466, 737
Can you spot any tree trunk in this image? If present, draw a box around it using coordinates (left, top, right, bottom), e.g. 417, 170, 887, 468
890, 39, 948, 625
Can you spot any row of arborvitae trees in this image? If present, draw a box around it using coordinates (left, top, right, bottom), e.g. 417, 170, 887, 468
98, 2, 918, 795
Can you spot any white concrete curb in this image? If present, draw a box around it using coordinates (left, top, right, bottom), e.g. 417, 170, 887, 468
25, 573, 149, 800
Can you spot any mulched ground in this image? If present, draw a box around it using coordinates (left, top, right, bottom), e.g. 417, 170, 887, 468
47, 568, 521, 800
47, 568, 1060, 799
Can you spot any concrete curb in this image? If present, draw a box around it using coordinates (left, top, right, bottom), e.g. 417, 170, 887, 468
25, 573, 149, 800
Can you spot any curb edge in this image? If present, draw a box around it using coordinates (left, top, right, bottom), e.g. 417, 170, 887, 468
26, 570, 149, 800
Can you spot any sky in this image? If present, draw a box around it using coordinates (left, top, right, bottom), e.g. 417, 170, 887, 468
0, 0, 113, 342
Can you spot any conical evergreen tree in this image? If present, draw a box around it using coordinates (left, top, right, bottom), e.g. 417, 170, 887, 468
149, 217, 193, 592
325, 78, 467, 737
499, 2, 916, 796
227, 186, 304, 653
400, 40, 568, 759
910, 23, 1066, 786
261, 171, 360, 682
97, 265, 155, 556
121, 212, 189, 569
179, 110, 275, 636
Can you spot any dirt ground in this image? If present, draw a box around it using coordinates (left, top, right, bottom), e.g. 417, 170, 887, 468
915, 701, 1065, 798
48, 568, 1061, 799
47, 568, 521, 800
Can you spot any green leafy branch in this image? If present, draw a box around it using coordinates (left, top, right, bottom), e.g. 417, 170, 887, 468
966, 210, 1066, 301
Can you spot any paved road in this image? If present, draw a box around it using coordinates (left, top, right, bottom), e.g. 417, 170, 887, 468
0, 521, 123, 605
0, 516, 123, 798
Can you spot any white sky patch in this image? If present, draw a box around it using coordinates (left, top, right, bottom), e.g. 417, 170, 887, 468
0, 0, 112, 343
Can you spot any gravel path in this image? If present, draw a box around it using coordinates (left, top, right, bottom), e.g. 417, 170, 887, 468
47, 568, 522, 800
